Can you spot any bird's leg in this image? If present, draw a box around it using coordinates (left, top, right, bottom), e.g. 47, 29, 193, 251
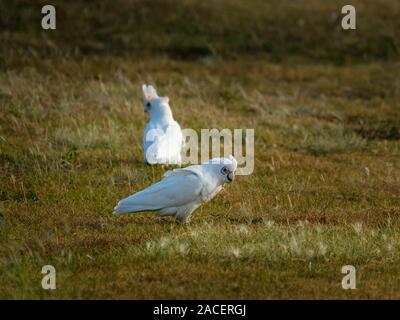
175, 203, 200, 224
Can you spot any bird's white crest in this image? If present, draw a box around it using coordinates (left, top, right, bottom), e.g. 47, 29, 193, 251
113, 156, 238, 223
205, 155, 237, 172
142, 84, 158, 101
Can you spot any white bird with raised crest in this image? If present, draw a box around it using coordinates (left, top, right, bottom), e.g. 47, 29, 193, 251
142, 84, 183, 165
113, 156, 238, 223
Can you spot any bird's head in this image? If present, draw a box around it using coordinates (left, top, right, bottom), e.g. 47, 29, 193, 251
142, 84, 171, 119
206, 155, 238, 183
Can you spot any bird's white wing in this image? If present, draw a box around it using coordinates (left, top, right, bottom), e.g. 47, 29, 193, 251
113, 170, 203, 215
162, 121, 183, 155
143, 122, 155, 161
144, 121, 183, 164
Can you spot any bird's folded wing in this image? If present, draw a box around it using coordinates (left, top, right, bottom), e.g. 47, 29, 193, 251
143, 122, 182, 163
114, 171, 203, 214
155, 123, 182, 147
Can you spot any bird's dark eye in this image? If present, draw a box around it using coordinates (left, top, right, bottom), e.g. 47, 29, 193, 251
220, 167, 228, 175
146, 102, 151, 107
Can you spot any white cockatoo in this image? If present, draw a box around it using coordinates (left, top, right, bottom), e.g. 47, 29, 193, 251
113, 156, 238, 223
142, 84, 183, 165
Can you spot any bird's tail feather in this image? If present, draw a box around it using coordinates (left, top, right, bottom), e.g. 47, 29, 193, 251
113, 200, 147, 215
112, 192, 162, 215
113, 200, 129, 215
112, 196, 137, 214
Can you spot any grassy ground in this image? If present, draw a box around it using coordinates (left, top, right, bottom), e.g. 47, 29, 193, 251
0, 0, 399, 299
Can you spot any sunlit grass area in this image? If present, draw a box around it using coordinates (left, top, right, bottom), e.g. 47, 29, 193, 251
0, 0, 399, 299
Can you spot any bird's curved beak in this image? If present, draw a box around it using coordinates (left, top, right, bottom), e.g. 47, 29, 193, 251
227, 171, 235, 182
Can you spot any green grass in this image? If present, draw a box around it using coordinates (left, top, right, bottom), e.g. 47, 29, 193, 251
0, 0, 400, 299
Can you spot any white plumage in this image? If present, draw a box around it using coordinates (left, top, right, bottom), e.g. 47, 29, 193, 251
113, 156, 238, 223
142, 84, 183, 165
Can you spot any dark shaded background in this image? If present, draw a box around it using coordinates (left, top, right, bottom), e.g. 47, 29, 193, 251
1, 0, 399, 67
